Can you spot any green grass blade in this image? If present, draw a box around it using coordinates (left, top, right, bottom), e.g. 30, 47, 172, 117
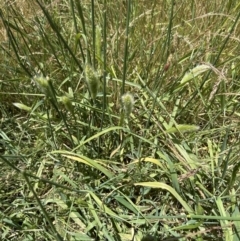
134, 182, 194, 214
60, 153, 114, 179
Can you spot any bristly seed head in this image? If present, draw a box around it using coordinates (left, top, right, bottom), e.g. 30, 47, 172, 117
121, 92, 134, 117
84, 64, 99, 101
60, 95, 74, 114
33, 75, 50, 94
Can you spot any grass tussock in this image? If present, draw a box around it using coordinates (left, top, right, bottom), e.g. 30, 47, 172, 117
0, 0, 240, 240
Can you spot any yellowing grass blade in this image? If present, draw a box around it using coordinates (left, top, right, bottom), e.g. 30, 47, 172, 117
134, 182, 194, 214
62, 153, 114, 179
180, 64, 211, 85
166, 125, 200, 134
13, 103, 31, 112
173, 64, 211, 93
130, 157, 166, 170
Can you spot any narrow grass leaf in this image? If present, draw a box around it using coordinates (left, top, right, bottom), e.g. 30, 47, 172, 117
130, 157, 166, 170
180, 64, 211, 85
87, 196, 102, 228
71, 126, 157, 152
134, 182, 194, 214
115, 196, 137, 214
89, 191, 128, 229
13, 103, 31, 112
163, 152, 181, 193
216, 197, 232, 241
44, 198, 86, 229
171, 220, 202, 231
166, 125, 200, 134
72, 126, 124, 151
232, 206, 240, 241
62, 154, 114, 179
224, 161, 240, 195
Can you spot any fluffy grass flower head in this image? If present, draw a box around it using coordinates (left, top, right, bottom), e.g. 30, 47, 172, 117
121, 92, 134, 117
33, 75, 50, 94
84, 64, 99, 101
60, 95, 74, 114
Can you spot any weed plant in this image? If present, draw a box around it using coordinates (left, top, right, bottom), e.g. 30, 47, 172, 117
0, 0, 240, 240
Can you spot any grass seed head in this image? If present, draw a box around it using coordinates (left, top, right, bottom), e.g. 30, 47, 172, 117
84, 64, 99, 101
33, 75, 50, 95
122, 92, 134, 117
60, 95, 74, 114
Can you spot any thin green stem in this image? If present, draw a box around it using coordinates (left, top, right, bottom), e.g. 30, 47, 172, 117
91, 0, 96, 68
23, 173, 64, 241
122, 0, 131, 96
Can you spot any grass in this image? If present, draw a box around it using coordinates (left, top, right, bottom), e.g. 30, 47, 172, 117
0, 0, 240, 240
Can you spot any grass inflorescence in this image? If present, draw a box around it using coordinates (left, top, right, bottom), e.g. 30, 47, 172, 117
0, 0, 240, 240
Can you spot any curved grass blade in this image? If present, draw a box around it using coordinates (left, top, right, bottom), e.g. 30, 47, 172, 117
166, 125, 200, 134
216, 197, 233, 241
60, 153, 114, 179
134, 182, 194, 214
